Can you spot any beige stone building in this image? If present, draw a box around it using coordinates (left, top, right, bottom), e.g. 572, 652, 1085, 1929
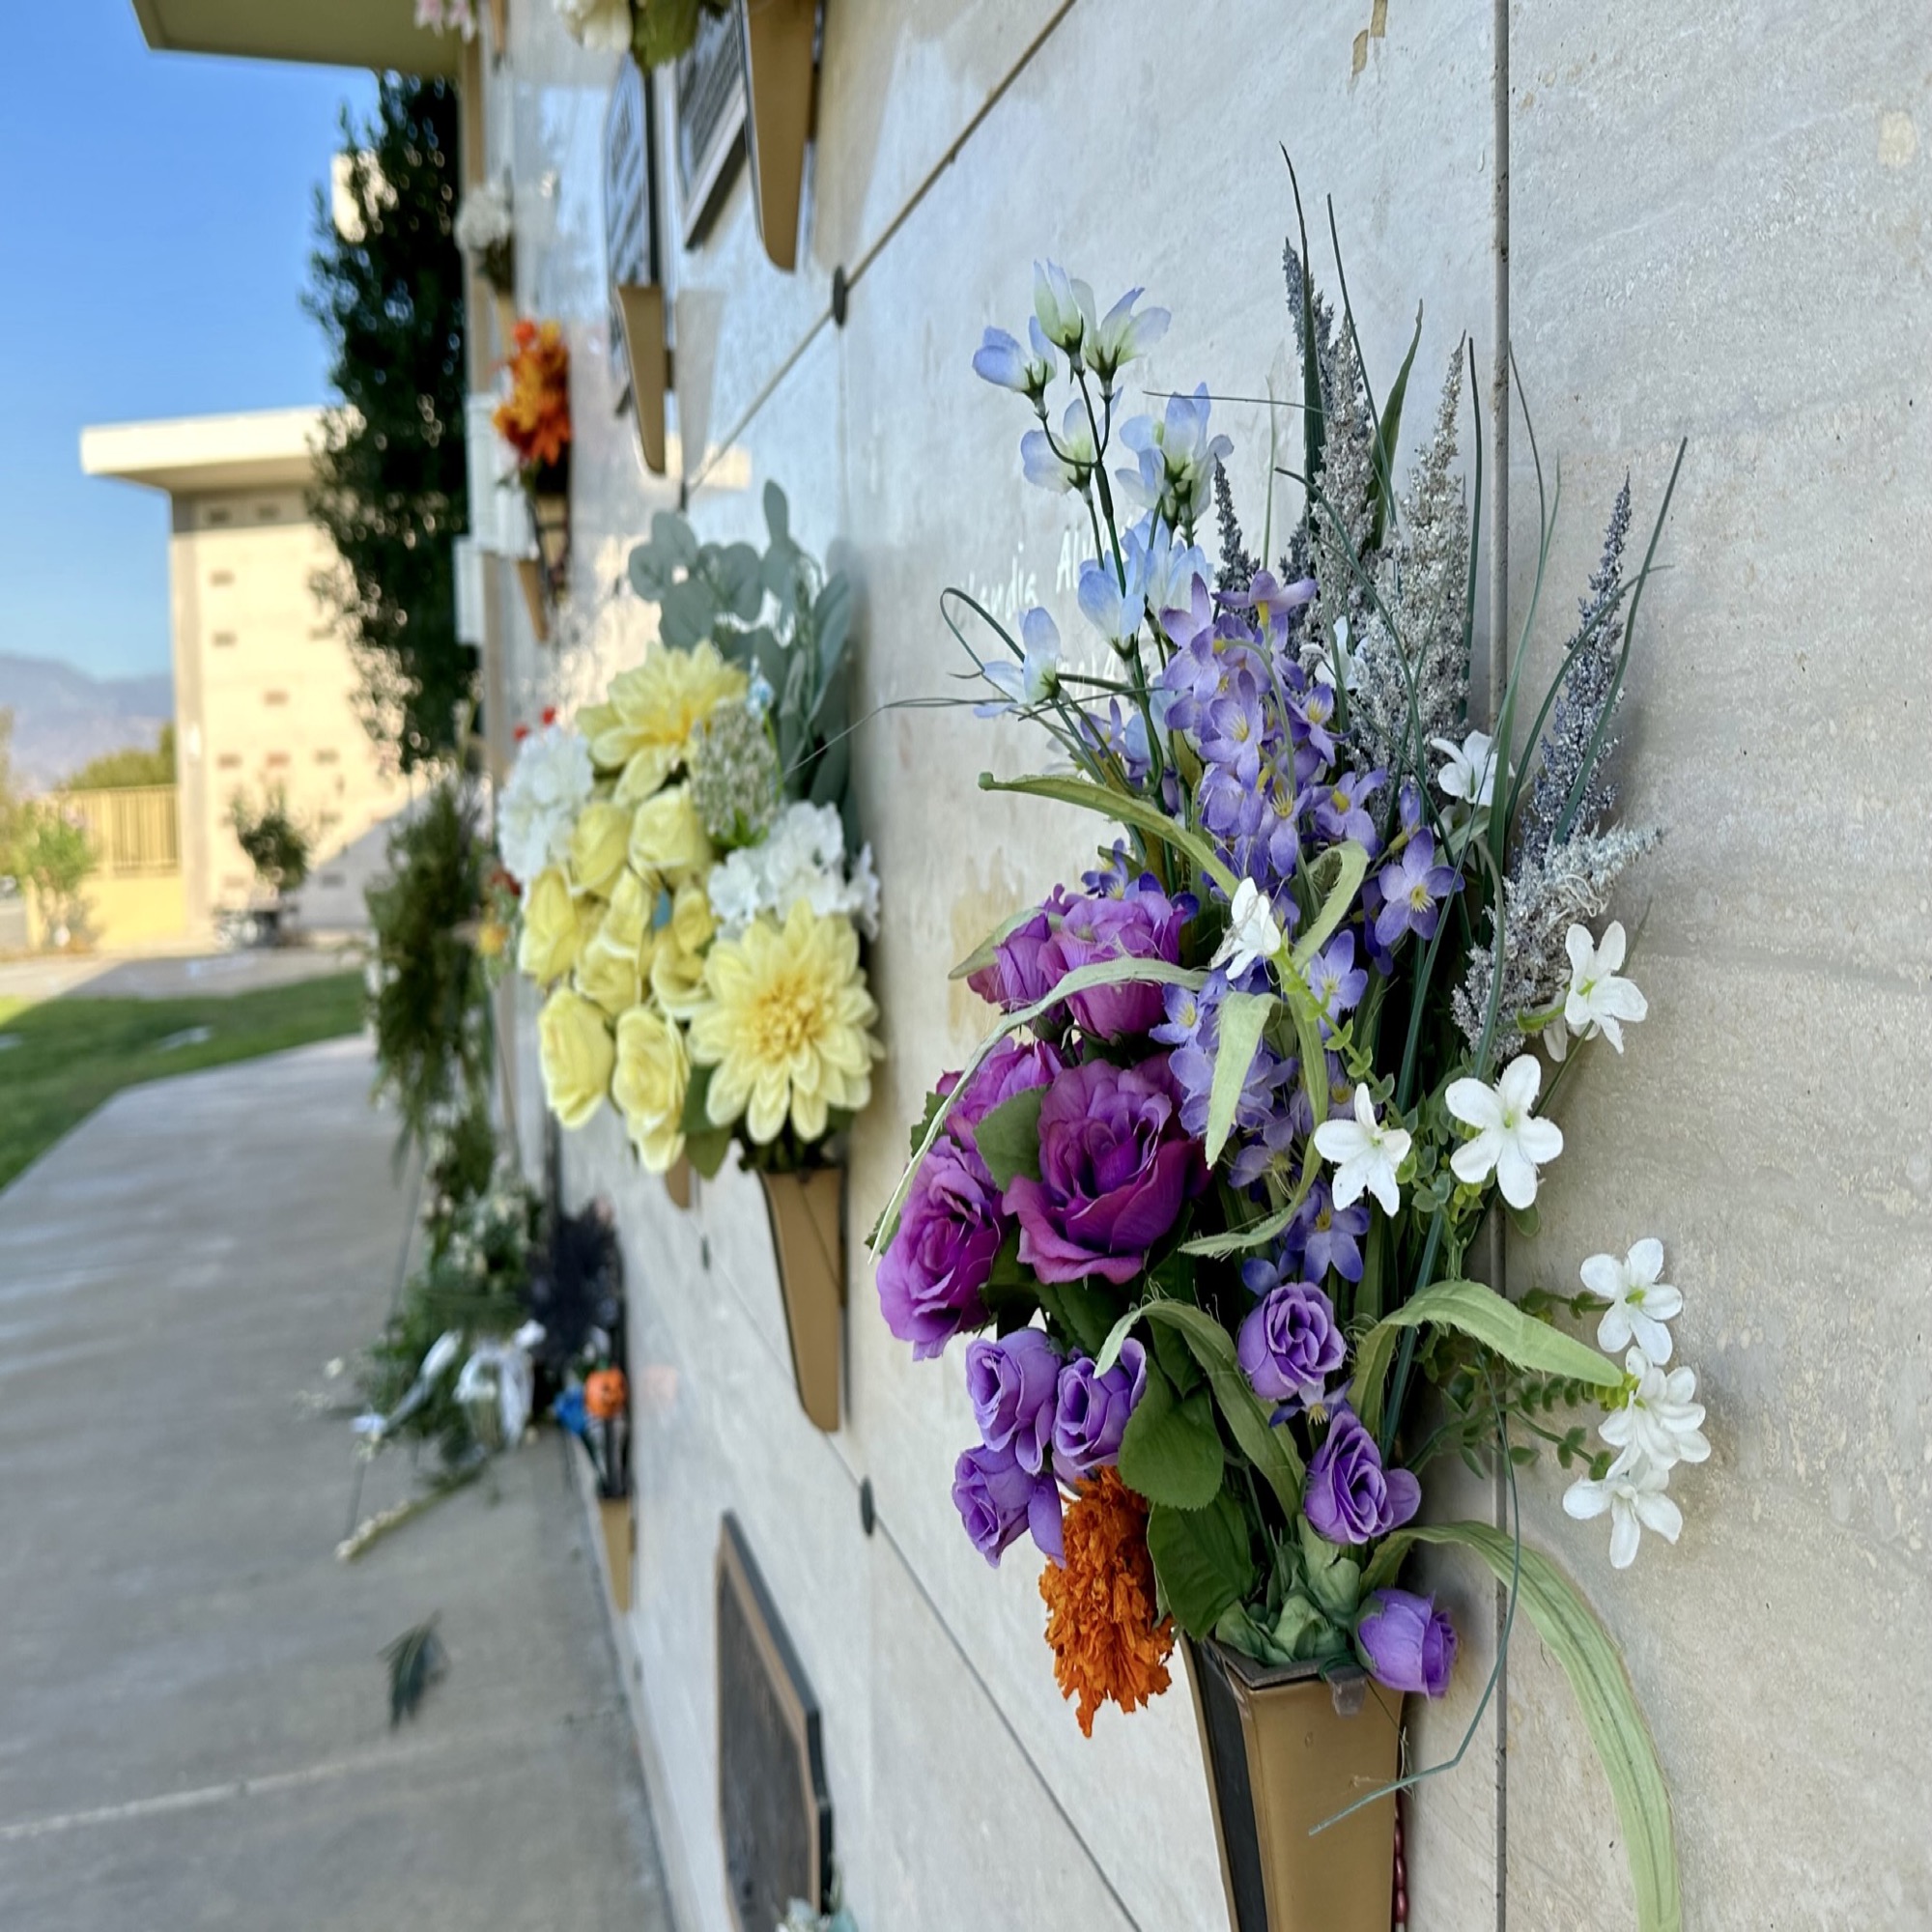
81, 408, 408, 938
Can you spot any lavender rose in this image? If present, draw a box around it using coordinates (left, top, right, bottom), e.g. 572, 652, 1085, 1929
1236, 1275, 1346, 1413
967, 891, 1070, 1011
877, 1138, 1006, 1359
1355, 1588, 1459, 1697
964, 1328, 1062, 1474
952, 1438, 1064, 1565
945, 1037, 1065, 1147
1303, 1406, 1422, 1546
1036, 882, 1190, 1041
1004, 1057, 1207, 1285
1052, 1339, 1148, 1480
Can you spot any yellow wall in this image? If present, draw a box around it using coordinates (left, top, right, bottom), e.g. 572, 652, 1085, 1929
26, 874, 185, 952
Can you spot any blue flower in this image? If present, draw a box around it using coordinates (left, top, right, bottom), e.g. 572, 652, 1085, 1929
972, 318, 1054, 400
1372, 831, 1459, 949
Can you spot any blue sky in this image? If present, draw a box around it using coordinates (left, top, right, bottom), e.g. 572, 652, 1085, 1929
0, 2, 374, 680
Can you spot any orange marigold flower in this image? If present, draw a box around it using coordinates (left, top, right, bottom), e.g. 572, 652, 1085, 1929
494, 318, 572, 469
1038, 1466, 1175, 1737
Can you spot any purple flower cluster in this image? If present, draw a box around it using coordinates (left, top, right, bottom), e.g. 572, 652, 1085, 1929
952, 1326, 1150, 1565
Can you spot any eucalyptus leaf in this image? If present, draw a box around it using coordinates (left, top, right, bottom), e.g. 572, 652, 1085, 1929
659, 577, 719, 649
1119, 1368, 1225, 1509
762, 479, 789, 548
971, 1087, 1044, 1191
1205, 989, 1276, 1168
714, 542, 765, 621
1146, 1492, 1255, 1638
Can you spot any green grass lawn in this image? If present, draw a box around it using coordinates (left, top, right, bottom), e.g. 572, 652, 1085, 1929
0, 973, 366, 1191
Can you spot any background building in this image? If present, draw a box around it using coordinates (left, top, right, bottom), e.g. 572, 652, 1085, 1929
81, 408, 408, 938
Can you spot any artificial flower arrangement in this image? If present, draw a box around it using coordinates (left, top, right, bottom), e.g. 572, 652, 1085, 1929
869, 231, 1696, 1932
495, 318, 573, 620
497, 485, 883, 1425
454, 174, 516, 299
554, 0, 728, 70
413, 0, 477, 39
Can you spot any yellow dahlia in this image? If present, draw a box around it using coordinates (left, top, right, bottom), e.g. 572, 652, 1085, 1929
688, 901, 881, 1145
584, 642, 747, 803
612, 1006, 688, 1173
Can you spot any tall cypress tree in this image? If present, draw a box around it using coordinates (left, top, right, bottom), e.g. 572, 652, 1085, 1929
305, 76, 471, 773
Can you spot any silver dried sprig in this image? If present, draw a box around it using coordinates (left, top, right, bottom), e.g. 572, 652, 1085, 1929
689, 699, 781, 848
1308, 328, 1378, 668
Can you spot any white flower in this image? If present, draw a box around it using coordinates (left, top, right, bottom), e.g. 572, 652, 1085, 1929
497, 720, 593, 885
1563, 921, 1648, 1053
1445, 1053, 1564, 1209
1431, 729, 1497, 809
554, 0, 631, 50
1563, 1454, 1682, 1570
1032, 260, 1095, 356
1601, 1348, 1710, 1471
1585, 1237, 1683, 1363
1086, 286, 1170, 380
1312, 1083, 1411, 1216
1020, 401, 1097, 495
1308, 615, 1364, 694
1209, 878, 1282, 981
455, 179, 514, 254
705, 802, 880, 939
976, 608, 1063, 715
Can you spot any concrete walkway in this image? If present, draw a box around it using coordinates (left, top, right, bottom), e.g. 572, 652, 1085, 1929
0, 1037, 675, 1931
0, 944, 362, 1008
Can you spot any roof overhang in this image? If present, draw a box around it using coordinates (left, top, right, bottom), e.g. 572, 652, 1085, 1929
128, 0, 461, 76
81, 409, 326, 497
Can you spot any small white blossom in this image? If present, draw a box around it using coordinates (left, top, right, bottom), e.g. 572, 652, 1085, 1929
1445, 1053, 1564, 1209
705, 801, 879, 940
976, 608, 1062, 715
1563, 1454, 1682, 1570
497, 721, 593, 885
1585, 1237, 1683, 1363
454, 179, 514, 255
1020, 400, 1098, 495
1209, 878, 1282, 981
1032, 260, 1095, 357
1563, 921, 1648, 1053
1431, 729, 1497, 809
553, 0, 631, 50
1601, 1348, 1710, 1471
1312, 1083, 1411, 1217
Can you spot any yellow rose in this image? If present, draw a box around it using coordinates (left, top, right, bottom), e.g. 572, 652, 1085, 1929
574, 942, 641, 1018
517, 867, 590, 984
628, 782, 713, 882
537, 986, 616, 1129
569, 799, 633, 897
668, 875, 715, 953
612, 1006, 689, 1173
598, 866, 653, 956
649, 880, 715, 1019
589, 641, 748, 800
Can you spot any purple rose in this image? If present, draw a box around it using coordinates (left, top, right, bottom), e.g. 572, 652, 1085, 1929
1355, 1588, 1459, 1697
1004, 1057, 1207, 1285
1236, 1277, 1346, 1413
946, 1038, 1065, 1145
964, 1328, 1063, 1474
877, 1139, 1006, 1360
1036, 883, 1190, 1040
1052, 1339, 1149, 1481
952, 1438, 1064, 1565
967, 892, 1070, 1010
1303, 1407, 1422, 1546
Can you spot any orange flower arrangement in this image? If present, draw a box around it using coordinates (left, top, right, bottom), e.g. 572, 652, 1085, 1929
583, 1367, 628, 1421
494, 319, 572, 472
1038, 1466, 1176, 1737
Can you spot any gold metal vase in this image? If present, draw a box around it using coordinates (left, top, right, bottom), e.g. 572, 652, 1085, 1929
741, 0, 817, 271
1186, 1639, 1403, 1932
756, 1167, 844, 1433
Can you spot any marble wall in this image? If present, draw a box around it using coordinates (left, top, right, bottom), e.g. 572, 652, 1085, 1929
480, 2, 1932, 1925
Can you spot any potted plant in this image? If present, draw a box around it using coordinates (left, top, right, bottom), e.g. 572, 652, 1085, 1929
493, 319, 573, 632
867, 225, 1693, 1932
229, 785, 311, 944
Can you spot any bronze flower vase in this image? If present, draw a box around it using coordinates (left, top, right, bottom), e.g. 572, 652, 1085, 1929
1185, 1639, 1403, 1932
741, 0, 817, 271
614, 281, 672, 476
757, 1167, 844, 1432
597, 1491, 635, 1613
664, 1152, 693, 1210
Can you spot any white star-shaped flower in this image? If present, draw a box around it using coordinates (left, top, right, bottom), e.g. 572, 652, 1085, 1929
1312, 1083, 1411, 1216
1445, 1053, 1564, 1209
1430, 728, 1497, 809
1564, 922, 1648, 1052
1585, 1237, 1683, 1363
1209, 878, 1283, 981
1601, 1349, 1710, 1471
1563, 1453, 1683, 1570
976, 608, 1063, 715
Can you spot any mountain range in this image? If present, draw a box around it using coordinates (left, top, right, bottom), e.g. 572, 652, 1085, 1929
0, 652, 173, 794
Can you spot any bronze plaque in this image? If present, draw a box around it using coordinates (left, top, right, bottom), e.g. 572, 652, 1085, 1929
716, 1513, 831, 1932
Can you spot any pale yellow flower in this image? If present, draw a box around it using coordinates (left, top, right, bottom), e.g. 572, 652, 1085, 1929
517, 867, 597, 984
569, 799, 633, 897
688, 901, 882, 1145
588, 642, 748, 802
649, 877, 715, 1019
575, 941, 642, 1017
574, 867, 661, 1017
627, 782, 713, 883
537, 986, 616, 1129
612, 1006, 688, 1173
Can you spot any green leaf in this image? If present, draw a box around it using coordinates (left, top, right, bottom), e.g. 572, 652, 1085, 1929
1367, 303, 1423, 549
1033, 1278, 1120, 1358
1351, 1277, 1621, 1440
1290, 840, 1371, 970
762, 479, 789, 548
1296, 1515, 1365, 1623
713, 543, 765, 622
1146, 1492, 1255, 1638
1119, 1366, 1225, 1509
684, 1126, 733, 1179
1383, 1522, 1682, 1932
1141, 1302, 1304, 1514
1179, 1202, 1296, 1259
972, 1087, 1044, 1190
1205, 990, 1275, 1169
979, 773, 1240, 899
658, 576, 719, 649
813, 574, 854, 694
1147, 1315, 1204, 1397
679, 1060, 716, 1134
1269, 1590, 1350, 1664
1094, 1302, 1143, 1377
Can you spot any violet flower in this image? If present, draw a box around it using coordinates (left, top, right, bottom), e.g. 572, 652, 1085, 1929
964, 1328, 1063, 1474
876, 1139, 1006, 1359
1373, 830, 1458, 949
1036, 882, 1190, 1041
952, 1438, 1063, 1565
1293, 1178, 1370, 1285
1355, 1588, 1459, 1697
1236, 1277, 1346, 1414
1303, 1406, 1422, 1546
1313, 769, 1385, 851
1052, 1340, 1148, 1481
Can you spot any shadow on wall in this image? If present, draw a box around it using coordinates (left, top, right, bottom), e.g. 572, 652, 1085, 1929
298, 802, 421, 935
